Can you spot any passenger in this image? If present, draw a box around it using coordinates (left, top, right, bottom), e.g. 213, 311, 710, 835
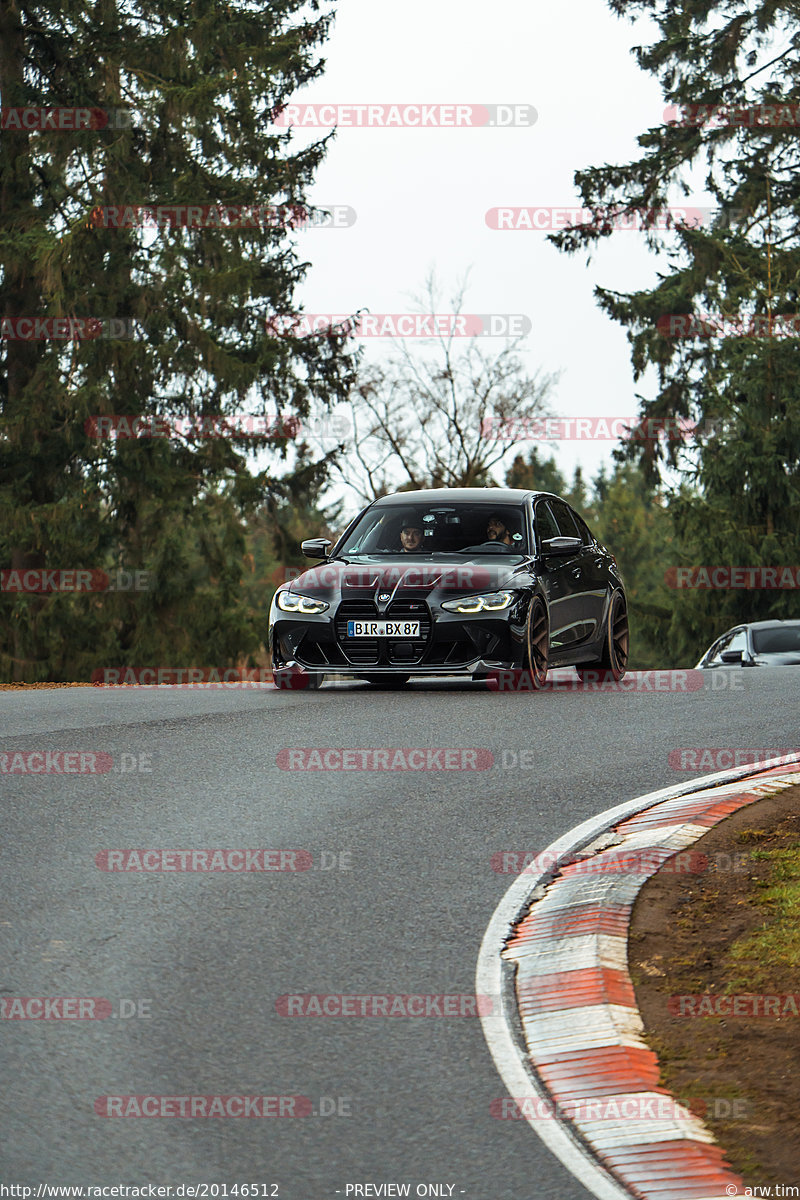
486, 514, 514, 546
398, 516, 425, 553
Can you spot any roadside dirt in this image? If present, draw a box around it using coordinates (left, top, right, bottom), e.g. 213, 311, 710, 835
0, 682, 95, 688
629, 784, 800, 1185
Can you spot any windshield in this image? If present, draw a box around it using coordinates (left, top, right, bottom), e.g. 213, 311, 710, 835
336, 504, 529, 558
752, 625, 800, 654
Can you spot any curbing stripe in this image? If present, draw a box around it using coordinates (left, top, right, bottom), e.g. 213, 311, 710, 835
477, 756, 800, 1200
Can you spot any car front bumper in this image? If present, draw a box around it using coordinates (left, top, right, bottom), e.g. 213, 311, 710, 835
270, 604, 529, 675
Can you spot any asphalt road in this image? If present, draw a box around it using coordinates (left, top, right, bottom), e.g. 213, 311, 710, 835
1, 669, 798, 1199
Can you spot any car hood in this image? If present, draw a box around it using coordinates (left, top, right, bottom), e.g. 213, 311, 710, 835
284, 557, 528, 603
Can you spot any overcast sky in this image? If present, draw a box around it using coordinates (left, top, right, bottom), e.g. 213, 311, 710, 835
282, 0, 707, 512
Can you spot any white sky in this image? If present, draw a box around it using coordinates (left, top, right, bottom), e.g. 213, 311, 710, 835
283, 0, 708, 512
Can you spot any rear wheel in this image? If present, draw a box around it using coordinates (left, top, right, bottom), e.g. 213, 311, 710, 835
524, 595, 549, 689
576, 591, 629, 682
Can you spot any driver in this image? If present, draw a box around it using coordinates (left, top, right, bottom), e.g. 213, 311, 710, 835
398, 514, 425, 553
486, 513, 514, 546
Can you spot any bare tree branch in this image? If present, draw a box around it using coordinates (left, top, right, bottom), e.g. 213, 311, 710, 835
330, 272, 559, 500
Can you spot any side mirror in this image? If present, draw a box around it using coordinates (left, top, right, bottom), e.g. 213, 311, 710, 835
541, 536, 582, 556
719, 649, 743, 664
301, 538, 332, 559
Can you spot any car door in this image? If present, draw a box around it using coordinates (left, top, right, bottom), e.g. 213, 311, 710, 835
566, 506, 609, 641
533, 498, 586, 653
547, 498, 598, 645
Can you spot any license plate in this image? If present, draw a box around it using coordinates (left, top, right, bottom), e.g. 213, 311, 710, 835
347, 620, 421, 637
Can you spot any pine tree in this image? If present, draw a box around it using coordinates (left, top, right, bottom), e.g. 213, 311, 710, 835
0, 0, 355, 681
505, 447, 570, 497
550, 0, 800, 655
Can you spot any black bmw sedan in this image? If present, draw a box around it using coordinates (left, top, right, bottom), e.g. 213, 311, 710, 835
269, 487, 628, 689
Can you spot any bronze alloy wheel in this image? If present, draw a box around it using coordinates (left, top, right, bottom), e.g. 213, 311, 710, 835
525, 595, 550, 689
576, 591, 629, 682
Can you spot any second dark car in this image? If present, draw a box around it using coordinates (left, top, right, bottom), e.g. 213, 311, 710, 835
696, 620, 800, 669
269, 487, 628, 688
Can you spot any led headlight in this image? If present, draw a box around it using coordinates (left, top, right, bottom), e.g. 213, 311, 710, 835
441, 591, 514, 614
276, 591, 329, 615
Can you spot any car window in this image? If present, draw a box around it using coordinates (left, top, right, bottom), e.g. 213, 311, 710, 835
727, 630, 748, 655
534, 500, 559, 543
752, 625, 800, 653
572, 512, 595, 545
547, 499, 582, 539
705, 632, 731, 665
336, 504, 529, 556
704, 636, 725, 663
707, 628, 746, 665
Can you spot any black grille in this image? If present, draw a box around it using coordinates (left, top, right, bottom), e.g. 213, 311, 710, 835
335, 601, 380, 665
335, 600, 431, 666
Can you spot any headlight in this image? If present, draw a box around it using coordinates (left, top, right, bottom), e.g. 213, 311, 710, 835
441, 591, 515, 613
276, 591, 329, 615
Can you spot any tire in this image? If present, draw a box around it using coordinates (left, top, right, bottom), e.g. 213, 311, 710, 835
576, 591, 629, 683
359, 675, 410, 687
524, 594, 550, 689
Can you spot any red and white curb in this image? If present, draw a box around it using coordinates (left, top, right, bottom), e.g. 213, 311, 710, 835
477, 755, 800, 1200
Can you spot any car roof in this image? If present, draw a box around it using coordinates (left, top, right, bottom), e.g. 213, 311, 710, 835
370, 487, 561, 506
744, 620, 800, 630
715, 619, 800, 637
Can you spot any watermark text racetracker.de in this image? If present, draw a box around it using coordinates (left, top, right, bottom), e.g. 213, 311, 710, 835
272, 102, 537, 127
281, 563, 495, 590
491, 847, 749, 875
491, 1095, 750, 1121
665, 566, 800, 589
481, 415, 709, 442
1, 317, 137, 340
669, 993, 800, 1018
276, 748, 493, 771
93, 848, 350, 871
90, 668, 275, 687
1, 751, 114, 775
1, 569, 150, 593
84, 414, 350, 442
89, 204, 355, 230
490, 848, 709, 875
1, 750, 154, 774
487, 668, 742, 692
657, 313, 800, 338
265, 313, 530, 338
94, 848, 313, 872
665, 102, 800, 128
485, 205, 713, 231
0, 105, 134, 131
93, 1094, 351, 1119
95, 1095, 307, 1118
1, 996, 151, 1019
670, 749, 800, 772
276, 993, 494, 1016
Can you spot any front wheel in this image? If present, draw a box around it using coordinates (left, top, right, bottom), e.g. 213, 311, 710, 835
524, 595, 550, 689
576, 592, 629, 682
